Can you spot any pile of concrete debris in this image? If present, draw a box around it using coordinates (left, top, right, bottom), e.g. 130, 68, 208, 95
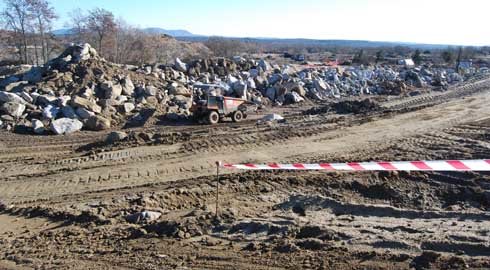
0, 43, 487, 135
0, 43, 194, 134
187, 57, 486, 106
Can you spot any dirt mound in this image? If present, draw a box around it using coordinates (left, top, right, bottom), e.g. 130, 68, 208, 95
305, 98, 380, 115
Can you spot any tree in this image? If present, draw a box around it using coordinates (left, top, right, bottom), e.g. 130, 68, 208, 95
27, 0, 57, 64
86, 8, 116, 57
441, 50, 453, 64
375, 50, 384, 63
66, 8, 87, 43
412, 49, 422, 65
1, 0, 33, 63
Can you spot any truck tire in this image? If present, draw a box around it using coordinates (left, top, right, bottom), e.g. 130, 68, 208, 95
232, 110, 243, 122
208, 111, 219, 124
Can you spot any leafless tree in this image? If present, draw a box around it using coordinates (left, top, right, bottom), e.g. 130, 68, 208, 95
1, 0, 33, 63
27, 0, 57, 64
66, 8, 87, 43
86, 8, 116, 57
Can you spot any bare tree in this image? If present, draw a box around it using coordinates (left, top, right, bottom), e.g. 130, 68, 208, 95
66, 8, 87, 43
1, 0, 33, 63
86, 8, 116, 57
27, 0, 57, 64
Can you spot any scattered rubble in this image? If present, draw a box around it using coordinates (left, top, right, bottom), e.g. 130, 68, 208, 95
0, 43, 487, 135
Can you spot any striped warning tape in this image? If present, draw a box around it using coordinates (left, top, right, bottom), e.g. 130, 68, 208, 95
221, 160, 490, 171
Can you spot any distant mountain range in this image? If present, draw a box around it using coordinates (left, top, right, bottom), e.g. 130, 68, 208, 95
51, 27, 462, 49
51, 27, 200, 37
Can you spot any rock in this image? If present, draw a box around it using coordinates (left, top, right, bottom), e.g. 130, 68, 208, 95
4, 80, 28, 92
126, 211, 162, 223
260, 113, 284, 123
122, 102, 135, 113
1, 102, 25, 118
50, 118, 83, 135
75, 107, 95, 119
101, 81, 123, 99
71, 96, 102, 114
268, 74, 283, 85
0, 91, 26, 104
56, 96, 71, 107
121, 76, 135, 96
169, 84, 191, 97
20, 91, 33, 103
86, 115, 111, 131
105, 131, 127, 144
314, 79, 328, 91
258, 59, 272, 71
36, 95, 57, 106
286, 92, 304, 103
72, 43, 95, 62
0, 76, 19, 88
32, 119, 45, 134
22, 67, 43, 83
42, 105, 60, 119
286, 82, 306, 97
232, 80, 247, 98
1, 115, 14, 122
174, 58, 188, 72
145, 85, 158, 96
61, 106, 78, 119
266, 87, 276, 101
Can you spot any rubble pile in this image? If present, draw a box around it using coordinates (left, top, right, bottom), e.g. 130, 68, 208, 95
0, 43, 487, 135
0, 43, 193, 134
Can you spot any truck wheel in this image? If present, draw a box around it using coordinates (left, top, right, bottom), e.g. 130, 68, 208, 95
232, 110, 243, 122
208, 111, 219, 124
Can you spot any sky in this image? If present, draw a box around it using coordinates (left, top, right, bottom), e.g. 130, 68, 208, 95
4, 0, 490, 46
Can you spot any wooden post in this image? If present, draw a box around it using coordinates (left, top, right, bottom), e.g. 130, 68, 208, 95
215, 161, 220, 218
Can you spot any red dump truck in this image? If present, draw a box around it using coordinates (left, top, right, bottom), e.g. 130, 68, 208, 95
190, 96, 249, 124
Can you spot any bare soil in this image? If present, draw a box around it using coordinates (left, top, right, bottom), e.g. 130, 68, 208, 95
1, 76, 490, 269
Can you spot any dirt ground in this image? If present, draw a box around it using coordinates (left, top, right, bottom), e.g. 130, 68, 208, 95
1, 76, 490, 269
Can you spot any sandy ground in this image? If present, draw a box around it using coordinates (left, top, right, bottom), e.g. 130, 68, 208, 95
0, 76, 490, 269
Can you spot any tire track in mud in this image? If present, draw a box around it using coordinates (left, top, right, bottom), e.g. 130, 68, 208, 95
0, 78, 489, 204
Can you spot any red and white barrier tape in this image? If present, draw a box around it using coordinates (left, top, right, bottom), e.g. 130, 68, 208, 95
221, 160, 490, 171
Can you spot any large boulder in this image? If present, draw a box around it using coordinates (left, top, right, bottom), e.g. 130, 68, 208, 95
1, 102, 25, 118
314, 79, 329, 92
4, 81, 28, 92
71, 43, 96, 62
174, 58, 188, 72
50, 118, 83, 135
258, 59, 272, 71
0, 91, 26, 104
86, 115, 111, 131
122, 102, 135, 113
32, 119, 45, 134
71, 96, 102, 114
121, 76, 135, 96
286, 92, 305, 103
101, 81, 123, 99
144, 85, 158, 96
266, 87, 276, 101
22, 67, 43, 83
61, 106, 78, 119
232, 80, 247, 98
285, 82, 306, 97
75, 107, 95, 119
105, 131, 128, 144
42, 105, 60, 119
169, 83, 191, 97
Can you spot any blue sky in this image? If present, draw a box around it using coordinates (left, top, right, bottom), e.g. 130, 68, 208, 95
4, 0, 490, 46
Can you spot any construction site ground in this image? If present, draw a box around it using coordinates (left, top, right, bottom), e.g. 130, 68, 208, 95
1, 76, 490, 269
